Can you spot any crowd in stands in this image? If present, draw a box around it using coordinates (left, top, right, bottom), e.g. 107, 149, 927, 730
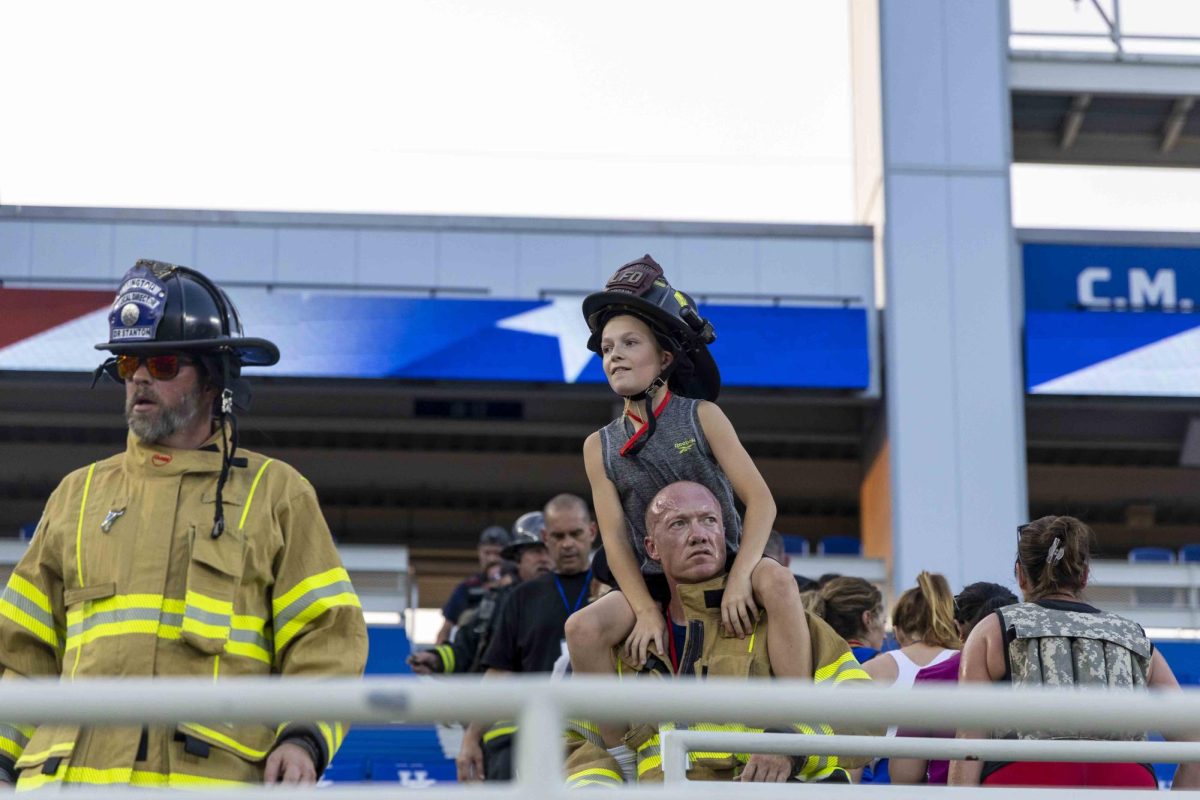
418, 498, 1200, 790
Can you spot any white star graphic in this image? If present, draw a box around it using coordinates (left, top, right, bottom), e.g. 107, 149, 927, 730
496, 298, 596, 383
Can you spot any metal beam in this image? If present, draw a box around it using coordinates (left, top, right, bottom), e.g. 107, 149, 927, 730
1011, 53, 1200, 97
1162, 96, 1196, 153
1060, 93, 1092, 150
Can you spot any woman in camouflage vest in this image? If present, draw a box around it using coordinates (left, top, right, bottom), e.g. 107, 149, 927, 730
950, 515, 1200, 789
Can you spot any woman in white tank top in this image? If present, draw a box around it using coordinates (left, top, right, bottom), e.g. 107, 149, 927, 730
863, 571, 961, 687
857, 572, 961, 782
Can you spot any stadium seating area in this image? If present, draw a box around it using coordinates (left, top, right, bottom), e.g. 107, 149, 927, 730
323, 625, 458, 785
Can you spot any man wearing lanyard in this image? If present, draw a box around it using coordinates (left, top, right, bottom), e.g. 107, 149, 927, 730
457, 494, 598, 782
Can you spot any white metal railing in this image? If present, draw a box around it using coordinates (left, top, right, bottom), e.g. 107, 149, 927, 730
659, 731, 1200, 784
4, 677, 1200, 797
1011, 0, 1200, 62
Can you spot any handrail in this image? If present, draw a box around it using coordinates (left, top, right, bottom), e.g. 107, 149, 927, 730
0, 678, 1194, 796
4, 676, 1199, 731
659, 731, 1200, 783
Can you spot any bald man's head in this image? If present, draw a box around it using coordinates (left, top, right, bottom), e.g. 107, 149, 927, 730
644, 481, 726, 584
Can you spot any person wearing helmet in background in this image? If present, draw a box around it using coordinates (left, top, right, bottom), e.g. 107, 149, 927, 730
409, 512, 553, 676
436, 525, 512, 644
565, 256, 811, 754
0, 260, 368, 789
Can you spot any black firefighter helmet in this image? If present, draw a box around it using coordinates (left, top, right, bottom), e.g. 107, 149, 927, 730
94, 259, 280, 540
94, 259, 279, 409
582, 254, 719, 402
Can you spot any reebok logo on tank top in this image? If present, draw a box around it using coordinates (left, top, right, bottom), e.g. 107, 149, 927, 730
674, 438, 697, 455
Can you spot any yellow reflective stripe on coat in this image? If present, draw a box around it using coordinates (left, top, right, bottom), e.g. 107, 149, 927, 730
482, 724, 516, 744
567, 767, 623, 787
813, 651, 857, 684
0, 725, 33, 761
74, 463, 96, 589
238, 459, 274, 530
272, 568, 360, 653
0, 575, 61, 650
316, 722, 337, 760
434, 644, 456, 673
63, 593, 272, 664
184, 724, 270, 760
16, 762, 254, 791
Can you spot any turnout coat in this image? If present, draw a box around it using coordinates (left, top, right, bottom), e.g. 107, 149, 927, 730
0, 430, 368, 789
564, 574, 879, 786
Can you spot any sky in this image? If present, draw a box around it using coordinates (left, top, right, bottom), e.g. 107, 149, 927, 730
0, 1, 1198, 230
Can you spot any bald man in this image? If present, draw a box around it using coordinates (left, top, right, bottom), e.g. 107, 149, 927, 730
564, 481, 877, 787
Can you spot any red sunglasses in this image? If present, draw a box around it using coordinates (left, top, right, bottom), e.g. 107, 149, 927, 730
115, 353, 195, 381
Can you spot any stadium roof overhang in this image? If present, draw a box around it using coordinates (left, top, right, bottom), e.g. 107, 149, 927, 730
1010, 53, 1200, 168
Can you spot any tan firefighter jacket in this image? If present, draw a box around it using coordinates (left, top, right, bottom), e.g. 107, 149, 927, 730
564, 574, 878, 786
0, 429, 369, 790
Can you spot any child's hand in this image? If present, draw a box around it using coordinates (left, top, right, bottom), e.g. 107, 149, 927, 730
721, 568, 759, 638
624, 606, 667, 667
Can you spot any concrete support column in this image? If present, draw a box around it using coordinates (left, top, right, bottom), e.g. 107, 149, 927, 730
852, 0, 1027, 592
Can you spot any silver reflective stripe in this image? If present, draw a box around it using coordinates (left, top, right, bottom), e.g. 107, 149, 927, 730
273, 580, 355, 632
183, 605, 231, 628
0, 724, 31, 749
229, 626, 272, 652
67, 607, 160, 638
1, 587, 55, 632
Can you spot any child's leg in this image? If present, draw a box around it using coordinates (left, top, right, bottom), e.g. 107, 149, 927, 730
565, 589, 636, 673
566, 590, 636, 746
750, 558, 813, 678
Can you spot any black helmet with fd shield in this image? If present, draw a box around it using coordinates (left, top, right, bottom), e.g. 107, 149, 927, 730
583, 255, 719, 455
93, 259, 281, 540
582, 254, 719, 402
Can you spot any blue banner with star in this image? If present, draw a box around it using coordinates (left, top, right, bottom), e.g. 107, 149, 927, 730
0, 290, 871, 391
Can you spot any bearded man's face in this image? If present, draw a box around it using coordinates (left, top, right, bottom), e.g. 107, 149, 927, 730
124, 359, 210, 444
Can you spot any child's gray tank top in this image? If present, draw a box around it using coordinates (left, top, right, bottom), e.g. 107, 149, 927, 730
599, 394, 741, 575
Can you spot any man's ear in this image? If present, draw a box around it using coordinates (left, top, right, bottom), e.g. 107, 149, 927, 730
644, 535, 661, 564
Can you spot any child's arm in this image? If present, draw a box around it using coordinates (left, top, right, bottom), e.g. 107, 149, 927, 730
584, 431, 665, 664
696, 401, 777, 637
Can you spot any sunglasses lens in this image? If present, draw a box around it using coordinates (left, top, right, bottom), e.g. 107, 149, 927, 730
115, 355, 139, 380
145, 355, 180, 380
115, 354, 183, 380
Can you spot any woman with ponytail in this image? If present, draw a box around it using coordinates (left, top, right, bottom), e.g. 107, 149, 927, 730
858, 571, 960, 783
950, 515, 1200, 790
890, 582, 1017, 785
865, 571, 960, 687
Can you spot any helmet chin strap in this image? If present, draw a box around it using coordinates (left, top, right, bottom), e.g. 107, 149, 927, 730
211, 361, 239, 539
620, 361, 675, 457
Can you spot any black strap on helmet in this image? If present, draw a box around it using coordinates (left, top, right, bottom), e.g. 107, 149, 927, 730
211, 359, 238, 539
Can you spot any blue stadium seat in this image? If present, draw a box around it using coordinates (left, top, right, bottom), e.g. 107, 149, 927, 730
1179, 544, 1200, 563
1129, 547, 1176, 563
321, 758, 368, 783
818, 536, 861, 556
365, 626, 413, 675
330, 725, 456, 783
17, 522, 36, 540
782, 535, 809, 556
369, 757, 457, 786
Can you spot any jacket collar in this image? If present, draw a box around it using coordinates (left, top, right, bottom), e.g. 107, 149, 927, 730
122, 426, 229, 478
674, 573, 729, 621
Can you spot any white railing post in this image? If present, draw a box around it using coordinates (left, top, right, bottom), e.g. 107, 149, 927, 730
514, 693, 564, 795
660, 729, 690, 784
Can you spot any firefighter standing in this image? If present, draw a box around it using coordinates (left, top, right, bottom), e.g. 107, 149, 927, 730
0, 260, 368, 789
